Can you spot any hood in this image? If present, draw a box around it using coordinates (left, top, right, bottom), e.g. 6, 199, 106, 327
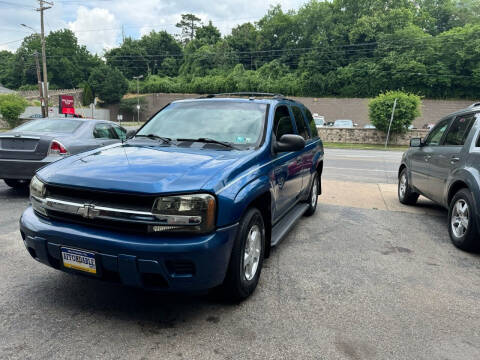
37, 143, 249, 194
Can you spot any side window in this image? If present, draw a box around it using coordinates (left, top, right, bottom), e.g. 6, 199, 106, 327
273, 105, 294, 139
291, 106, 310, 139
424, 119, 449, 146
93, 124, 118, 139
112, 125, 127, 140
444, 114, 476, 146
304, 109, 319, 138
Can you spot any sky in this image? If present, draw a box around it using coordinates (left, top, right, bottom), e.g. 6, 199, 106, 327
0, 0, 307, 54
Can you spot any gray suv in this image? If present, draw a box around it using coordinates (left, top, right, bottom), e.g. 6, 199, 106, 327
398, 103, 480, 251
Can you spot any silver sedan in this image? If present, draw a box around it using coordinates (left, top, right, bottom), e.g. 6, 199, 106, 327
0, 118, 127, 189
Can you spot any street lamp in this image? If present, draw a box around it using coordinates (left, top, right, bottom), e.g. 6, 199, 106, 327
133, 75, 143, 123
20, 24, 37, 33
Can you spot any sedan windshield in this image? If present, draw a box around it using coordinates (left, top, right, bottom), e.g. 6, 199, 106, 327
15, 119, 83, 133
137, 101, 267, 148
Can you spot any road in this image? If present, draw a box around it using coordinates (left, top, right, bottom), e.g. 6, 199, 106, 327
2, 150, 480, 359
324, 148, 403, 184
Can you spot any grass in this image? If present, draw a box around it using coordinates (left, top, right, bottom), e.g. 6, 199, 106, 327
0, 129, 8, 132
323, 142, 408, 151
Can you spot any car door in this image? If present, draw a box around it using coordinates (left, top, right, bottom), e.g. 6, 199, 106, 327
291, 105, 313, 193
409, 118, 449, 197
428, 113, 476, 204
271, 105, 303, 220
93, 123, 120, 146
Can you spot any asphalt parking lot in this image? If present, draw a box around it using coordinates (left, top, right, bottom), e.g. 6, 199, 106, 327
2, 149, 480, 359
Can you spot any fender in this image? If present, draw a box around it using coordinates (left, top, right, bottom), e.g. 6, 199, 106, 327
231, 175, 272, 224
446, 167, 480, 215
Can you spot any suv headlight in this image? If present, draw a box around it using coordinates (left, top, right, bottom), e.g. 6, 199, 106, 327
30, 175, 46, 199
30, 176, 47, 215
151, 194, 216, 234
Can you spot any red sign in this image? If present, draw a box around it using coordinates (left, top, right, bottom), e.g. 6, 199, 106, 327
59, 95, 75, 114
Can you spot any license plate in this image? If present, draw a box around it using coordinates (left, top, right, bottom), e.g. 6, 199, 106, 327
61, 247, 96, 274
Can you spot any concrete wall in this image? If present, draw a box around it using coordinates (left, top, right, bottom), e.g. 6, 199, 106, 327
20, 106, 110, 120
317, 127, 430, 146
113, 93, 477, 128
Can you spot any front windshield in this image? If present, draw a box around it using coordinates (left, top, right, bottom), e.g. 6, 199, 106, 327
137, 101, 267, 148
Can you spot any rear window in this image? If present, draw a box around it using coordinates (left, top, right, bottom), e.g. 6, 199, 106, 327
15, 119, 83, 133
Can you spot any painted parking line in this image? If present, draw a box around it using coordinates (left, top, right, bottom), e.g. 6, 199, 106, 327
324, 166, 397, 173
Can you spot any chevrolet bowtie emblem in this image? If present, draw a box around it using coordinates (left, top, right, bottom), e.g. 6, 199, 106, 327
78, 204, 100, 219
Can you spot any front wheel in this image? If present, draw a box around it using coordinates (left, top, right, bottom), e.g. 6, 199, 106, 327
221, 207, 265, 301
448, 188, 479, 252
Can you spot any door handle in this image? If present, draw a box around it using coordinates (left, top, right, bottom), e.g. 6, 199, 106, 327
451, 156, 460, 164
424, 155, 431, 162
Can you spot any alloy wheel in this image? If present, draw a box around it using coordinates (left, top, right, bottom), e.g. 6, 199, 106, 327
243, 224, 261, 281
451, 199, 469, 238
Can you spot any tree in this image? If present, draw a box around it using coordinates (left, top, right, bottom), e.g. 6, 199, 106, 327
0, 94, 29, 128
176, 14, 202, 43
105, 38, 148, 79
81, 82, 94, 106
196, 21, 221, 45
88, 65, 128, 104
139, 31, 182, 75
369, 91, 421, 134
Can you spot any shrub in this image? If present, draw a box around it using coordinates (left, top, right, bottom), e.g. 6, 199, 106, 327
88, 65, 128, 104
369, 91, 421, 134
0, 94, 29, 128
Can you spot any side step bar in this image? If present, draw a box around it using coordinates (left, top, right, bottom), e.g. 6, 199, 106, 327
271, 203, 309, 247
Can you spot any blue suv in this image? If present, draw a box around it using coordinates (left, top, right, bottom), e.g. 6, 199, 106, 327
20, 93, 324, 300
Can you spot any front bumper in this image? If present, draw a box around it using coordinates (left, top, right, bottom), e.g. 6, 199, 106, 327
0, 157, 55, 180
20, 206, 238, 291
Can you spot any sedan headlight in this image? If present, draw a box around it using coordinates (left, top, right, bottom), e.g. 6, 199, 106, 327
30, 175, 46, 199
151, 194, 216, 234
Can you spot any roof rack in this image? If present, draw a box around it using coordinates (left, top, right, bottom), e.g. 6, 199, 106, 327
197, 92, 285, 99
468, 102, 480, 108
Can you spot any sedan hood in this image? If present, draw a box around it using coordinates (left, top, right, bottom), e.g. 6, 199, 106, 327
37, 143, 248, 194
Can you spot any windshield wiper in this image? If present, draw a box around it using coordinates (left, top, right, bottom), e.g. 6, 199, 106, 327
135, 134, 171, 144
176, 137, 238, 149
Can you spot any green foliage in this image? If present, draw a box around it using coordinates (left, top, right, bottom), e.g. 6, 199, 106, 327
369, 91, 421, 134
88, 65, 128, 104
82, 82, 94, 106
0, 94, 29, 128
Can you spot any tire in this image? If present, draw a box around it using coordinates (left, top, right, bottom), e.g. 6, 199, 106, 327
304, 173, 319, 217
221, 207, 265, 301
448, 188, 479, 252
3, 179, 29, 189
398, 168, 419, 205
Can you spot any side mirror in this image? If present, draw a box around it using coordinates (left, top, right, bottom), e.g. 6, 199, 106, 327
274, 134, 305, 153
410, 137, 423, 147
126, 130, 136, 139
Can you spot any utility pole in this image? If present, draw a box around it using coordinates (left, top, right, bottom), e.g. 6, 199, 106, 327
37, 0, 53, 118
33, 51, 45, 117
385, 98, 398, 149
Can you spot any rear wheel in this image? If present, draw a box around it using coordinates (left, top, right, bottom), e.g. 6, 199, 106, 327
448, 188, 479, 252
398, 168, 419, 205
3, 179, 29, 189
304, 173, 319, 217
221, 207, 265, 301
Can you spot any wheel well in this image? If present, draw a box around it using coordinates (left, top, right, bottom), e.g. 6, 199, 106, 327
398, 164, 406, 179
248, 191, 272, 258
448, 181, 469, 205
